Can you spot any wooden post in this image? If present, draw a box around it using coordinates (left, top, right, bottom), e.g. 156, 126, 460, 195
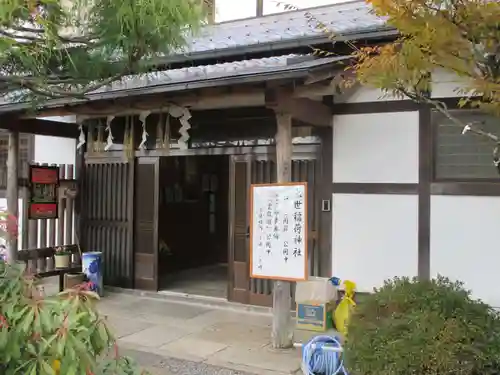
272, 112, 293, 349
6, 131, 19, 263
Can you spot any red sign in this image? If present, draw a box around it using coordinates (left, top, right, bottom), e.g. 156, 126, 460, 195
30, 203, 58, 219
31, 167, 58, 184
29, 165, 59, 219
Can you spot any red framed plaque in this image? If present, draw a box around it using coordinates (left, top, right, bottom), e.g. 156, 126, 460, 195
28, 165, 59, 219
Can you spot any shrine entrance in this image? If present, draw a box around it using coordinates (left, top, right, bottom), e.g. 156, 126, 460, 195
158, 154, 230, 298
155, 147, 321, 307
79, 109, 330, 307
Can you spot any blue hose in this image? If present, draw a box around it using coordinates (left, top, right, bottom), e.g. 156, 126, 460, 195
301, 335, 347, 375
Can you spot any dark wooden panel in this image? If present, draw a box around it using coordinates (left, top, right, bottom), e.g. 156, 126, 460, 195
332, 183, 419, 195
317, 127, 332, 277
134, 157, 160, 291
332, 100, 419, 115
228, 156, 250, 304
431, 182, 500, 196
0, 117, 79, 138
83, 161, 133, 288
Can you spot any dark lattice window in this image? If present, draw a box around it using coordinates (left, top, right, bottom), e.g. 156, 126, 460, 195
0, 133, 32, 169
434, 110, 500, 180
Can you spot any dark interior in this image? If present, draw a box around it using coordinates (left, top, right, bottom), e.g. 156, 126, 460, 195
158, 155, 229, 297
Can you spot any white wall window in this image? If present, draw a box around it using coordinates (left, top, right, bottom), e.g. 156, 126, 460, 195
434, 110, 500, 180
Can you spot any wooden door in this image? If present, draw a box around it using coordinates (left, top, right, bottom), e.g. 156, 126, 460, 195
82, 158, 134, 288
134, 157, 160, 290
228, 155, 251, 304
228, 155, 318, 307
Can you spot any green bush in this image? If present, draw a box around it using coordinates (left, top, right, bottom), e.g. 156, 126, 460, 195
0, 261, 149, 375
344, 276, 500, 375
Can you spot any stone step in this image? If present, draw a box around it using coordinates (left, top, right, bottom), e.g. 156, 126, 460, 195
104, 286, 273, 316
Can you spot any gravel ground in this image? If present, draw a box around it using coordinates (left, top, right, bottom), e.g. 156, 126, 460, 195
120, 347, 255, 375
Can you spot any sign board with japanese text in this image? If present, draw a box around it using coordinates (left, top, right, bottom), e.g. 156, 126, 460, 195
250, 182, 308, 281
28, 165, 59, 219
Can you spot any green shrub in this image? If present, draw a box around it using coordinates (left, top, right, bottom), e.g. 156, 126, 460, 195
0, 261, 149, 375
344, 276, 500, 375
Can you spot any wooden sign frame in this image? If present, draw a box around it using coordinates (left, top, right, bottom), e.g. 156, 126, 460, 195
28, 165, 60, 220
249, 182, 308, 281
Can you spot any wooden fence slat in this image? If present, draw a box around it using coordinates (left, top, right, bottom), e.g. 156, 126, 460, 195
37, 164, 48, 273
28, 162, 38, 251
57, 165, 66, 246
65, 165, 76, 263
20, 162, 30, 250
47, 165, 57, 248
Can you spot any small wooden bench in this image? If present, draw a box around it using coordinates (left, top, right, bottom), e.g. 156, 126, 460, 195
17, 244, 83, 292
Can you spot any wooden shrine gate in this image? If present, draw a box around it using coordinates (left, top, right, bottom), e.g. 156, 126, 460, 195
228, 155, 320, 307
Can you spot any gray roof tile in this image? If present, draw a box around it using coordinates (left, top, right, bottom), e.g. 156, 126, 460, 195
181, 1, 387, 55
0, 54, 349, 109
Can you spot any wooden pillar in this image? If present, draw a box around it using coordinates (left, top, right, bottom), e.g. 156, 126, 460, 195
6, 131, 19, 263
256, 0, 264, 16
272, 112, 293, 349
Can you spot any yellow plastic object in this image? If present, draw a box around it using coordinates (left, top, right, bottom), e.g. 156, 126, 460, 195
333, 280, 357, 336
52, 359, 61, 374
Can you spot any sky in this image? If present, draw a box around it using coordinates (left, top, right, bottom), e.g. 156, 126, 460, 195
214, 0, 350, 22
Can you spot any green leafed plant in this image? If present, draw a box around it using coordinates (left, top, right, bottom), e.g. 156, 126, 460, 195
344, 276, 500, 375
0, 0, 209, 102
0, 261, 149, 375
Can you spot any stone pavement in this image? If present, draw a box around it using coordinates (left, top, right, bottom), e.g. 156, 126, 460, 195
119, 346, 255, 375
98, 292, 303, 375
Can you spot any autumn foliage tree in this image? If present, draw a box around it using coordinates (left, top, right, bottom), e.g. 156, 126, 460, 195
351, 0, 500, 139
292, 0, 500, 162
0, 0, 207, 102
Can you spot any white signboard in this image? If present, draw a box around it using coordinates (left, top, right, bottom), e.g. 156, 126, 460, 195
250, 182, 308, 281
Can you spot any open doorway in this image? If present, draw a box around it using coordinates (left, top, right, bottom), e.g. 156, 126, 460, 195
158, 155, 229, 298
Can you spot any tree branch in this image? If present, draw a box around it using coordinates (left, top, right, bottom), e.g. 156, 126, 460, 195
398, 86, 499, 144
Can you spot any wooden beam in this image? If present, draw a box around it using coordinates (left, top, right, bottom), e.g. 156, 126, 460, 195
272, 111, 293, 349
266, 89, 332, 127
294, 80, 342, 98
20, 88, 267, 119
6, 131, 19, 263
0, 117, 79, 138
290, 98, 332, 127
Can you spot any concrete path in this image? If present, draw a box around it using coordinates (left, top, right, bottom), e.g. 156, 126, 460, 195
98, 292, 303, 375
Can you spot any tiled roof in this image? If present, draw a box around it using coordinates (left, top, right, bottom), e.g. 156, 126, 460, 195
92, 54, 348, 96
179, 1, 388, 56
0, 54, 349, 110
0, 1, 388, 110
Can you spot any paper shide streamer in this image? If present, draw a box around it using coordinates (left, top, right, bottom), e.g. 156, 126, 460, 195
166, 104, 192, 150
139, 111, 151, 150
104, 115, 115, 151
76, 115, 87, 151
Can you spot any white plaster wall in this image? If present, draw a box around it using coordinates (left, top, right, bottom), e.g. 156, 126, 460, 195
431, 69, 473, 99
34, 116, 76, 165
332, 111, 419, 183
431, 195, 500, 307
332, 194, 419, 292
335, 86, 405, 103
